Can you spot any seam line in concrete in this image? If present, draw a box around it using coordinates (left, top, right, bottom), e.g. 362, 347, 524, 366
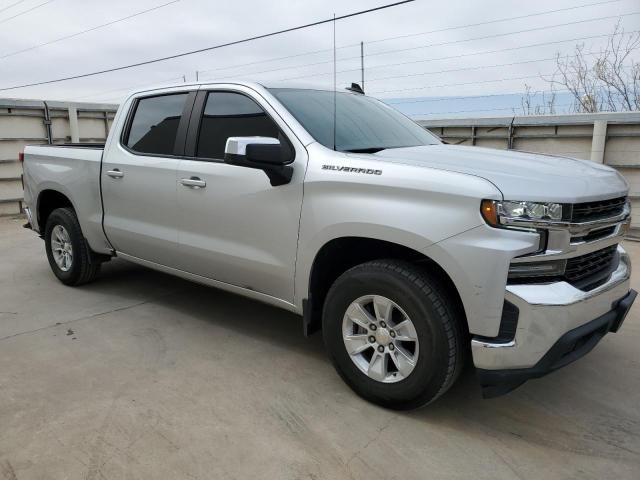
0, 289, 184, 342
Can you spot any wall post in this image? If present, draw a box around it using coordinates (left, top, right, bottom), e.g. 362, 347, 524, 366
42, 102, 53, 144
590, 120, 608, 163
68, 106, 80, 143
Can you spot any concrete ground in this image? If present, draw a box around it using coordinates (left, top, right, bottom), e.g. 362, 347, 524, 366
1, 216, 639, 480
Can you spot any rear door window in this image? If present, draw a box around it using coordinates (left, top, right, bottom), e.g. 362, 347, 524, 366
126, 93, 188, 155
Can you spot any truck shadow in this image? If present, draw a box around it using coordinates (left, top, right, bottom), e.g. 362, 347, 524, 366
86, 257, 639, 447
86, 258, 327, 360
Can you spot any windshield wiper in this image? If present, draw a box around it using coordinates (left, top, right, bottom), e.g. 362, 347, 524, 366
343, 147, 387, 154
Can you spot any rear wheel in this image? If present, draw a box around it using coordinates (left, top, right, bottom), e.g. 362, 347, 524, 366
322, 259, 464, 410
44, 207, 102, 286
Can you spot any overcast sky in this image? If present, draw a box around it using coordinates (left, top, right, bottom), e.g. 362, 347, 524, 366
0, 0, 638, 117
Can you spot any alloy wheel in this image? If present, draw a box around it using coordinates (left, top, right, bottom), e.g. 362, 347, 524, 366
51, 225, 73, 272
342, 295, 420, 383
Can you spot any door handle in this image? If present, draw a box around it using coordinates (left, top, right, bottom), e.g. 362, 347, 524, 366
180, 177, 206, 189
106, 169, 124, 178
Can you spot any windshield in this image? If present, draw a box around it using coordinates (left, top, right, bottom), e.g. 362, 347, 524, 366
269, 88, 440, 152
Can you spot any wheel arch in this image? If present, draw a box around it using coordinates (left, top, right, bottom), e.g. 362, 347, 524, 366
36, 188, 75, 233
301, 236, 467, 337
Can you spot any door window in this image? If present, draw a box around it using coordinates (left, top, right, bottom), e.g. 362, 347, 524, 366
196, 92, 280, 160
125, 93, 188, 155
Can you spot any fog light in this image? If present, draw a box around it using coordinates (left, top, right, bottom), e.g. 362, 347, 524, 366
508, 259, 566, 279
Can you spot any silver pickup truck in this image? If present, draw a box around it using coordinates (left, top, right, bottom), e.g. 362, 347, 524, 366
22, 81, 636, 409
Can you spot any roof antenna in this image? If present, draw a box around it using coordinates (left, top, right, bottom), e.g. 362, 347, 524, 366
360, 41, 365, 92
332, 13, 337, 152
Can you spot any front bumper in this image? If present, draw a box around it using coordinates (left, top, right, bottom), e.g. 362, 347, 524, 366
472, 245, 635, 397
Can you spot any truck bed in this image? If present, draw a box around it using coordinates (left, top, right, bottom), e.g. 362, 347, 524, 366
47, 143, 106, 149
22, 143, 110, 254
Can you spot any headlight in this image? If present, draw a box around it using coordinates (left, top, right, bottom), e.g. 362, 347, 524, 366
481, 200, 563, 228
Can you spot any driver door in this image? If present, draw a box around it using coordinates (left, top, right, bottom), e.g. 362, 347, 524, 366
175, 88, 306, 302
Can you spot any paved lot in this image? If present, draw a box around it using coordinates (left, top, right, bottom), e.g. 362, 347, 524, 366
1, 216, 639, 480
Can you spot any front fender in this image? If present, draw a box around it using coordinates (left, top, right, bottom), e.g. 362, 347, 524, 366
422, 225, 539, 338
294, 154, 504, 308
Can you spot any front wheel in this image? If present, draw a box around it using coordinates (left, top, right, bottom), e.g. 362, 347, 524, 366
44, 207, 102, 286
322, 260, 465, 410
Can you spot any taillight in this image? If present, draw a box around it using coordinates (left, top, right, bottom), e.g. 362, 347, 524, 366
18, 152, 24, 162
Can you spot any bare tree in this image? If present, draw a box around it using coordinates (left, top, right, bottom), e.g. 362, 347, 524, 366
518, 84, 556, 115
520, 21, 640, 114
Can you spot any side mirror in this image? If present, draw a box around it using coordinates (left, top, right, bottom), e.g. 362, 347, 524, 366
224, 137, 293, 186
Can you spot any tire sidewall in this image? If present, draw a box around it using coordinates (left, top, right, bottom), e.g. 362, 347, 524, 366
44, 209, 85, 285
323, 264, 454, 409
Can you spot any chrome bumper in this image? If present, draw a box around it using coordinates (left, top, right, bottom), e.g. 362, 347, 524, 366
472, 245, 632, 370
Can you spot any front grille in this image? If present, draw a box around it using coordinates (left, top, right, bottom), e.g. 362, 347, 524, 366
568, 197, 626, 223
573, 226, 616, 243
564, 245, 619, 289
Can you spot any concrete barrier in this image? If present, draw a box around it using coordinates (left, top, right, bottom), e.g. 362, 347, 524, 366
0, 98, 117, 215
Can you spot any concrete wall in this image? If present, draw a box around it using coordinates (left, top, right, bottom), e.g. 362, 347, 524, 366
418, 112, 640, 227
0, 98, 117, 215
2, 100, 639, 226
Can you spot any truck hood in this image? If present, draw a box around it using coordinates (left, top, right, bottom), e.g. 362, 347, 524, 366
364, 144, 627, 203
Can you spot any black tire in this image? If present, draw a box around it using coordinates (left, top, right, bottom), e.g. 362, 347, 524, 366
44, 207, 102, 286
322, 259, 465, 410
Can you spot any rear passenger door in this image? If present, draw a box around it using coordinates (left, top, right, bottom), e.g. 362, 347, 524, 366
102, 91, 195, 266
175, 88, 306, 302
